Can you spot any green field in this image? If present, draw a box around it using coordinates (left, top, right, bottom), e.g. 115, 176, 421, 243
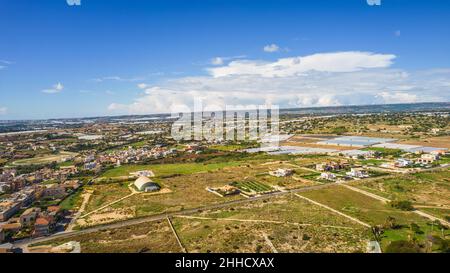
419, 208, 450, 221
300, 186, 449, 252
101, 161, 243, 178
12, 151, 78, 166
353, 168, 450, 206
209, 143, 257, 152
59, 189, 84, 211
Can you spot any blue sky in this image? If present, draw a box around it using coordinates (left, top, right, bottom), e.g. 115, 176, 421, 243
1, 0, 450, 119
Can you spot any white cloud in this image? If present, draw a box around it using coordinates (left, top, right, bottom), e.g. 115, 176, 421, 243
92, 76, 144, 82
0, 107, 7, 115
210, 55, 247, 66
376, 92, 417, 103
108, 51, 450, 115
137, 83, 149, 89
211, 57, 224, 66
263, 44, 280, 53
208, 51, 396, 78
0, 59, 12, 70
42, 82, 64, 94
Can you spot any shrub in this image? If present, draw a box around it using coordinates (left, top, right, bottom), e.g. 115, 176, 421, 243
390, 200, 414, 211
385, 241, 421, 253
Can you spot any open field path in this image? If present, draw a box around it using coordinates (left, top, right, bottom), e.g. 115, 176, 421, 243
341, 183, 450, 227
294, 193, 371, 228
12, 164, 449, 249
262, 233, 278, 253
174, 215, 356, 230
80, 192, 138, 219
167, 217, 187, 253
66, 191, 92, 232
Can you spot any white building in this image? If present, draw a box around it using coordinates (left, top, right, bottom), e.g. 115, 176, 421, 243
346, 168, 369, 178
269, 169, 294, 177
320, 173, 336, 181
417, 154, 439, 164
134, 176, 160, 192
395, 158, 413, 168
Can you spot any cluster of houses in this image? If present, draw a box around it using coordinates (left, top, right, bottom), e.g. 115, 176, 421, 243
0, 179, 80, 242
0, 187, 37, 222
1, 205, 63, 239
93, 146, 176, 168
316, 161, 349, 172
316, 161, 369, 181
0, 166, 78, 195
319, 168, 369, 181
383, 153, 444, 169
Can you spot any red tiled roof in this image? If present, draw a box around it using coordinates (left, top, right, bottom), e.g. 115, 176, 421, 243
47, 206, 60, 212
35, 218, 50, 226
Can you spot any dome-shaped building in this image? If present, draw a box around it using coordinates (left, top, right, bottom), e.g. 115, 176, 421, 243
134, 176, 160, 192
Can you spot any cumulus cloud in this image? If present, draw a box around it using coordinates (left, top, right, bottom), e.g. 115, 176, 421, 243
263, 44, 280, 53
210, 55, 247, 66
42, 83, 64, 94
208, 52, 396, 78
376, 92, 417, 103
107, 51, 450, 115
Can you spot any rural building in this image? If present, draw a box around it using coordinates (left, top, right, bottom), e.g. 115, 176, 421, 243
320, 173, 337, 181
20, 207, 41, 227
0, 202, 21, 222
316, 161, 348, 172
395, 158, 413, 168
346, 168, 369, 178
0, 243, 14, 253
130, 170, 154, 177
417, 154, 439, 164
269, 169, 294, 177
134, 176, 160, 192
340, 149, 375, 159
208, 185, 240, 197
43, 184, 67, 199
33, 217, 52, 237
0, 222, 22, 233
